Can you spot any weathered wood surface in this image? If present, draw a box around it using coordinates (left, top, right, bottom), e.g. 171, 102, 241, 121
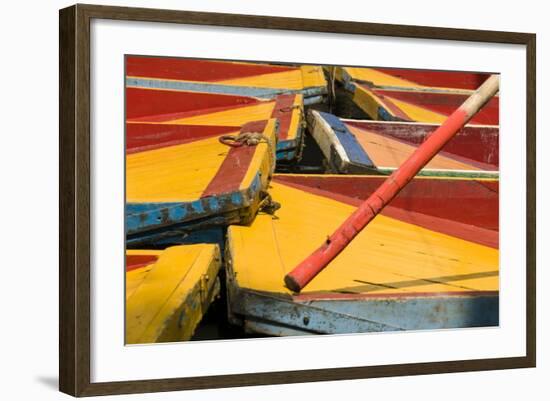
334, 67, 499, 124
344, 119, 499, 167
126, 118, 278, 240
227, 176, 499, 294
352, 85, 499, 124
126, 245, 221, 344
336, 66, 492, 92
126, 56, 327, 103
274, 174, 499, 233
226, 176, 499, 333
126, 87, 305, 161
308, 110, 499, 175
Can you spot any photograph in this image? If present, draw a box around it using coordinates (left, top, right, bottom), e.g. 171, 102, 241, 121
124, 56, 500, 345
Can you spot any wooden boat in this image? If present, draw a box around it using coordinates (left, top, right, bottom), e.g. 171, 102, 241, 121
126, 56, 327, 104
126, 245, 221, 344
335, 66, 493, 93
226, 174, 499, 336
127, 87, 305, 161
334, 67, 499, 124
126, 115, 278, 246
308, 110, 499, 177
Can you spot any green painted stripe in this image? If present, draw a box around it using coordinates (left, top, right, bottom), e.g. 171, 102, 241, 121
375, 168, 499, 179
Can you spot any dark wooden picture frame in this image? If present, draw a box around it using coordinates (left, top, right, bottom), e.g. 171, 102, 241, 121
59, 3, 536, 397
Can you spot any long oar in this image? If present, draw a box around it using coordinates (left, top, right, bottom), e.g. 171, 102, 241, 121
284, 74, 500, 293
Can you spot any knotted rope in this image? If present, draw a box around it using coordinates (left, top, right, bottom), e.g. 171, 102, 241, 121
218, 131, 280, 216
218, 131, 270, 147
218, 129, 277, 178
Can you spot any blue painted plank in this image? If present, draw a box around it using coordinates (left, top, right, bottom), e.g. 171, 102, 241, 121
276, 148, 297, 162
233, 290, 400, 334
276, 138, 300, 161
310, 295, 499, 330
318, 112, 374, 168
127, 226, 226, 251
126, 173, 262, 235
126, 77, 326, 102
231, 289, 498, 335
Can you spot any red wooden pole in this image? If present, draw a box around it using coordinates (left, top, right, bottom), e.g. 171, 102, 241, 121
284, 75, 500, 293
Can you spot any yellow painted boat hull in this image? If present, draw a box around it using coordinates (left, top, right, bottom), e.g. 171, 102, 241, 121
226, 176, 499, 335
126, 245, 222, 344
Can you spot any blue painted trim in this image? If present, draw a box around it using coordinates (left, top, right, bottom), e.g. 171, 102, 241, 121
276, 148, 297, 162
338, 69, 357, 93
377, 106, 394, 121
231, 289, 498, 334
303, 95, 325, 106
276, 120, 306, 161
343, 81, 356, 93
127, 226, 226, 250
318, 112, 374, 168
233, 290, 400, 334
244, 319, 315, 336
310, 295, 499, 330
126, 173, 263, 235
339, 68, 352, 85
377, 106, 405, 122
276, 139, 297, 152
126, 77, 326, 102
301, 87, 328, 98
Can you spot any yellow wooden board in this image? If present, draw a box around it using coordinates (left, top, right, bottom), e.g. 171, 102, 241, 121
126, 135, 233, 203
162, 102, 276, 126
219, 69, 302, 89
240, 119, 278, 191
352, 84, 448, 123
336, 66, 477, 94
128, 96, 303, 143
227, 181, 498, 296
126, 245, 221, 344
129, 64, 326, 92
385, 96, 447, 123
301, 66, 327, 89
339, 67, 426, 90
126, 118, 277, 203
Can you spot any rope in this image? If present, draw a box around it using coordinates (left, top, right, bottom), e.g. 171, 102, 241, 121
218, 131, 270, 147
219, 130, 277, 177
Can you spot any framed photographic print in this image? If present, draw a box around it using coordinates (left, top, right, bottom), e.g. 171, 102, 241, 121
59, 4, 536, 396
